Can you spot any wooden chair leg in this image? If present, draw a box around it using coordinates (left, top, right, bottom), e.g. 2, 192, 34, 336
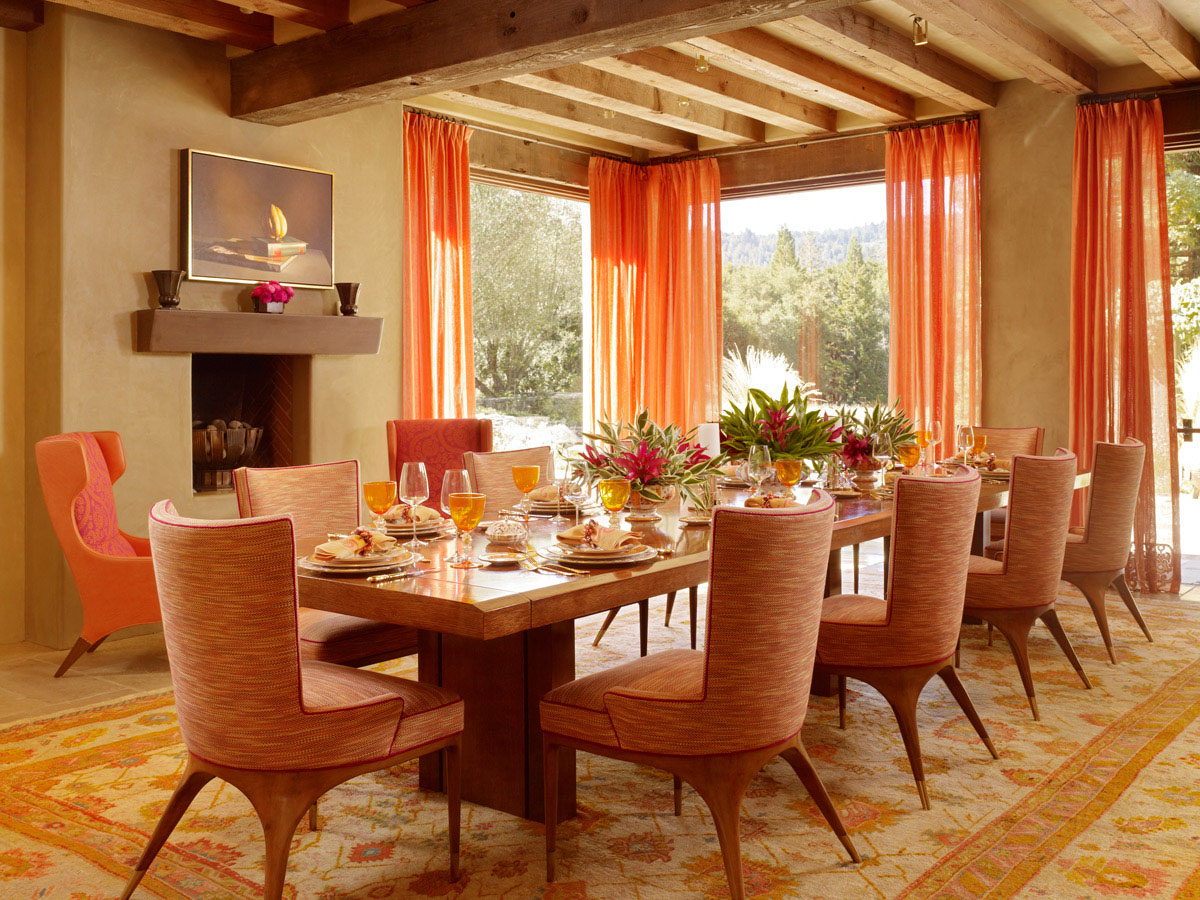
780, 742, 861, 863
544, 735, 559, 883
54, 637, 94, 678
307, 802, 320, 831
639, 599, 649, 657
445, 741, 461, 882
258, 799, 312, 900
591, 608, 619, 647
987, 623, 994, 646
1039, 608, 1092, 689
954, 638, 960, 669
1113, 573, 1153, 643
120, 763, 215, 900
673, 775, 683, 816
986, 613, 1040, 720
689, 586, 698, 650
664, 591, 676, 626
837, 675, 847, 730
86, 634, 108, 653
852, 543, 860, 593
937, 666, 999, 760
1065, 573, 1118, 664
875, 679, 931, 809
691, 766, 754, 900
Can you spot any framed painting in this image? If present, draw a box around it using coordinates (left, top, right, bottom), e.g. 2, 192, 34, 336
184, 149, 334, 289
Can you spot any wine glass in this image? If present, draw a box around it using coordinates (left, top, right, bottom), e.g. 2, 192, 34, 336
914, 421, 932, 472
597, 477, 631, 526
896, 442, 922, 471
363, 480, 397, 531
956, 425, 975, 463
973, 432, 989, 456
562, 471, 587, 527
447, 492, 485, 569
550, 450, 572, 525
512, 464, 540, 522
441, 469, 472, 562
774, 458, 805, 497
747, 445, 773, 497
930, 420, 943, 468
872, 433, 894, 487
398, 462, 430, 550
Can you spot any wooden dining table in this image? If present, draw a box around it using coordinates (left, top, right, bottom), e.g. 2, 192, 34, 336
297, 473, 1090, 824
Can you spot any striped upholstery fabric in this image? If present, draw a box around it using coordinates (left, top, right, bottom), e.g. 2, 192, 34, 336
541, 493, 835, 756
387, 418, 493, 509
973, 426, 1044, 460
1062, 439, 1145, 574
148, 501, 463, 771
818, 470, 981, 670
965, 451, 1077, 610
69, 432, 137, 558
463, 446, 554, 518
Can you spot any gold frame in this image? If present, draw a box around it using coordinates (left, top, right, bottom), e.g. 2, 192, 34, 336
182, 148, 335, 290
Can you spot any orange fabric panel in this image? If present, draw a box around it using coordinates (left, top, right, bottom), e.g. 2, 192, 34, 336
1069, 99, 1179, 593
587, 156, 722, 433
886, 120, 981, 461
403, 113, 475, 419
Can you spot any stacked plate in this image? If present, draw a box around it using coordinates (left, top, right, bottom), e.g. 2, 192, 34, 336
540, 538, 656, 568
298, 547, 416, 576
383, 516, 452, 539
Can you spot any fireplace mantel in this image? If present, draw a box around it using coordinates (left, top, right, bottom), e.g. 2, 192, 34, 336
134, 309, 383, 355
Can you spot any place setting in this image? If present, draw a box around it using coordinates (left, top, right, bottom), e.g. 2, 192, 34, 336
539, 518, 658, 568
297, 526, 417, 577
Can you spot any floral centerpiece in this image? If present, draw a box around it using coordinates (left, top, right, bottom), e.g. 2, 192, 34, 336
251, 280, 294, 314
836, 400, 918, 487
720, 386, 843, 472
577, 409, 726, 509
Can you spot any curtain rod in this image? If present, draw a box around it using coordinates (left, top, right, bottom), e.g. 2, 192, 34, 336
1077, 82, 1200, 106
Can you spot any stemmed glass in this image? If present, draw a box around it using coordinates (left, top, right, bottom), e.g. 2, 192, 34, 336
550, 450, 572, 525
914, 420, 933, 472
872, 433, 894, 488
973, 432, 989, 456
562, 472, 587, 527
774, 458, 805, 498
512, 464, 540, 522
597, 476, 631, 526
896, 442, 922, 471
398, 462, 430, 550
930, 420, 943, 468
956, 425, 975, 463
747, 445, 773, 497
441, 469, 472, 563
446, 492, 485, 569
363, 480, 397, 531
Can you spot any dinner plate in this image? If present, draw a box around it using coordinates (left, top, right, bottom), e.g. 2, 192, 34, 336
307, 547, 413, 567
538, 546, 657, 567
479, 550, 529, 566
547, 541, 646, 559
829, 489, 861, 499
383, 520, 450, 535
298, 552, 415, 576
556, 532, 636, 548
679, 514, 712, 526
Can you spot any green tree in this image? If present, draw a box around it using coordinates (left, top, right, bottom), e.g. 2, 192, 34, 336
772, 225, 797, 269
816, 238, 889, 405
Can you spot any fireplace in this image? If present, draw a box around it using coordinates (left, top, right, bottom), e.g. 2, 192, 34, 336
191, 353, 311, 493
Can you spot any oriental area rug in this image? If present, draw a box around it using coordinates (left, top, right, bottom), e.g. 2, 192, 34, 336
3, 589, 1200, 900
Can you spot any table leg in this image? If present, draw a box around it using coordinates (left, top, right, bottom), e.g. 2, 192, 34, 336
416, 623, 577, 822
825, 548, 843, 597
639, 599, 649, 657
689, 585, 698, 650
971, 510, 991, 556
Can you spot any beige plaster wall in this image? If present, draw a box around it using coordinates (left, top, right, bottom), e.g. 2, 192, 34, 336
0, 31, 26, 643
24, 7, 405, 648
980, 80, 1076, 453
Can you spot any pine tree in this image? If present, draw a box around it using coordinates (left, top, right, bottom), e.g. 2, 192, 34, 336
771, 225, 798, 269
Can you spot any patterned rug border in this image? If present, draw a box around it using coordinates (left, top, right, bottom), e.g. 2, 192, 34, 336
0, 688, 174, 741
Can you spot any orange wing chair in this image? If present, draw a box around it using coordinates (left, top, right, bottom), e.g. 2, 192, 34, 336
120, 502, 464, 900
35, 431, 159, 677
387, 418, 493, 509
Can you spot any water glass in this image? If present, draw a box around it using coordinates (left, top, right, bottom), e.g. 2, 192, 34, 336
398, 462, 429, 549
747, 445, 772, 496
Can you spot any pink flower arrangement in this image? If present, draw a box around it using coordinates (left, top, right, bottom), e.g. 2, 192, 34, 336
251, 280, 294, 305
841, 433, 876, 469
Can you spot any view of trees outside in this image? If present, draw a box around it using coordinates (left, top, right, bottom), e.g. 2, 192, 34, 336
470, 183, 586, 450
1168, 150, 1200, 557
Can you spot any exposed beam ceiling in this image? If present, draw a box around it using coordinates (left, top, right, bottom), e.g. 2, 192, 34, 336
221, 0, 346, 32
507, 66, 765, 144
0, 0, 42, 30
688, 27, 916, 122
440, 81, 699, 155
51, 0, 271, 47
584, 47, 836, 135
230, 0, 860, 124
899, 0, 1097, 93
1064, 0, 1200, 81
771, 8, 997, 110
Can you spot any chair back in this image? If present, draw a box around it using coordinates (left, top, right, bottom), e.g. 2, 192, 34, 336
1066, 438, 1145, 573
463, 446, 554, 517
149, 501, 305, 769
886, 468, 981, 666
387, 418, 493, 509
36, 431, 137, 559
233, 461, 360, 537
974, 426, 1043, 460
993, 449, 1078, 603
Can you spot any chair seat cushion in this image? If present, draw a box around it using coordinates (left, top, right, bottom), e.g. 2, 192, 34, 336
820, 593, 888, 626
968, 555, 1004, 575
297, 609, 418, 666
541, 648, 703, 748
984, 539, 1006, 561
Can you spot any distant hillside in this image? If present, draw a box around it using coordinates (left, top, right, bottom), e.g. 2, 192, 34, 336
723, 222, 886, 268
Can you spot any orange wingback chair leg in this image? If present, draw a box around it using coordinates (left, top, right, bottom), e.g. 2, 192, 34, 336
35, 431, 160, 678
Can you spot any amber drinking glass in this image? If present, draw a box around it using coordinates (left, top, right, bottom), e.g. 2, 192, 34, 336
363, 480, 397, 530
896, 443, 922, 469
597, 477, 631, 526
512, 464, 540, 520
447, 492, 485, 569
973, 433, 988, 455
774, 459, 805, 496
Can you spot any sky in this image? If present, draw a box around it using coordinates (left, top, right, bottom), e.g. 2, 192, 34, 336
721, 182, 886, 235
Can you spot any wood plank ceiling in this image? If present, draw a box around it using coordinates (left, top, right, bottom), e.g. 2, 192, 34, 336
7, 0, 1200, 157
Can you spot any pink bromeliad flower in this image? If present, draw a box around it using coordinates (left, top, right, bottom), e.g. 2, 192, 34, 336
755, 408, 798, 447
614, 440, 670, 483
842, 433, 874, 468
678, 441, 711, 469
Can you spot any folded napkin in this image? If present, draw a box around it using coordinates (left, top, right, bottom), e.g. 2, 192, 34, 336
313, 528, 398, 561
743, 495, 801, 509
560, 519, 638, 550
529, 484, 563, 503
384, 504, 443, 525
718, 463, 743, 479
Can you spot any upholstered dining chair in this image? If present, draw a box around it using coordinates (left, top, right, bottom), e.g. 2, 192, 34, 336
973, 425, 1044, 459
234, 461, 418, 668
541, 493, 860, 900
964, 450, 1091, 720
1060, 438, 1152, 663
463, 445, 555, 518
35, 431, 159, 677
817, 468, 997, 810
121, 502, 463, 900
388, 418, 493, 509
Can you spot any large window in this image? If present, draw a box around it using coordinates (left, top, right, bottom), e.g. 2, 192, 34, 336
721, 183, 888, 412
470, 183, 586, 450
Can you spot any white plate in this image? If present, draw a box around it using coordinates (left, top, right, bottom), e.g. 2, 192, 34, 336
679, 514, 712, 526
479, 550, 529, 566
538, 546, 657, 568
544, 543, 647, 560
298, 554, 414, 576
383, 520, 450, 535
306, 548, 413, 567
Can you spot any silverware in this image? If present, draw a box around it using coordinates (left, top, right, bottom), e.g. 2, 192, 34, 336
367, 566, 436, 583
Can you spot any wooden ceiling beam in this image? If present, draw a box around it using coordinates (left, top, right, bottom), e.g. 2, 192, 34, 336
49, 0, 272, 48
688, 28, 916, 123
899, 0, 1096, 94
774, 8, 997, 110
440, 81, 699, 155
1064, 0, 1200, 82
0, 0, 42, 29
230, 0, 860, 125
508, 65, 765, 144
584, 47, 835, 135
218, 0, 346, 32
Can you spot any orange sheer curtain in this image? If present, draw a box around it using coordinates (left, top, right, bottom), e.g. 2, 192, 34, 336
1070, 98, 1179, 592
886, 120, 981, 460
587, 156, 722, 432
402, 112, 475, 419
